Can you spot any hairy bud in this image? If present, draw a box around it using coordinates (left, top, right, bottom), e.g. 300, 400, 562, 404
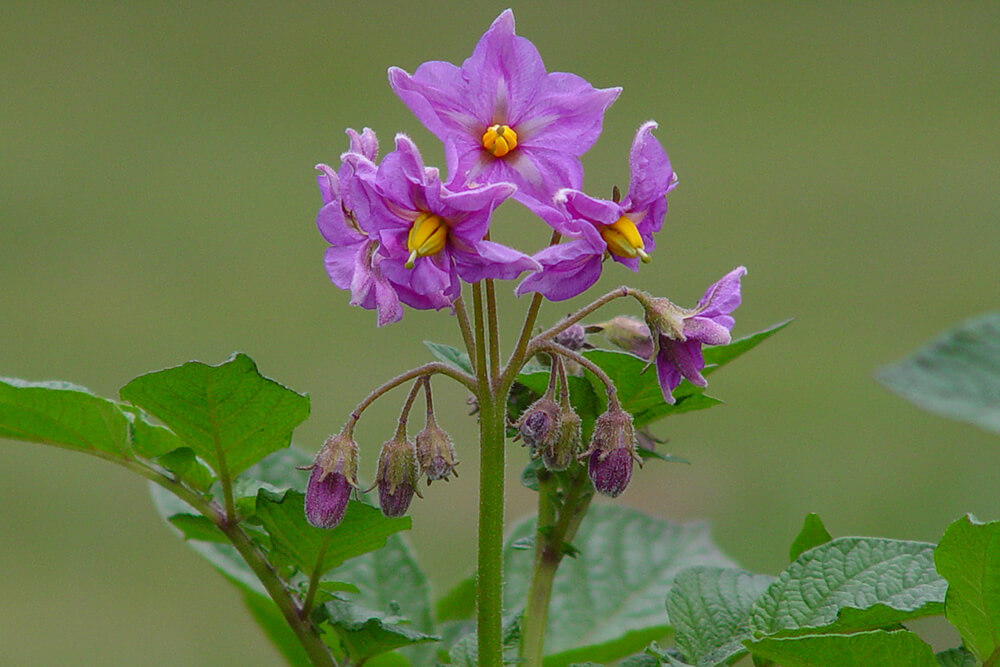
373, 436, 421, 517
415, 416, 459, 483
553, 323, 588, 351
583, 407, 639, 497
588, 316, 654, 360
516, 397, 561, 457
542, 405, 581, 471
304, 431, 359, 529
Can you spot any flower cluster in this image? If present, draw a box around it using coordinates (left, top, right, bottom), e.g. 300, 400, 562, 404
316, 10, 676, 323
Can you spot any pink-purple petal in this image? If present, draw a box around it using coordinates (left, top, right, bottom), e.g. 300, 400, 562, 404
684, 316, 732, 346
698, 266, 747, 323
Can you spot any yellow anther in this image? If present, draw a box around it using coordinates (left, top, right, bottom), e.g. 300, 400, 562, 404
405, 212, 448, 268
601, 216, 650, 263
481, 124, 518, 157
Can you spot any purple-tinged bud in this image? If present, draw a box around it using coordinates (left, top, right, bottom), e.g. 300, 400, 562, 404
588, 316, 654, 360
516, 397, 561, 457
373, 436, 421, 517
554, 323, 588, 351
542, 405, 581, 471
583, 407, 639, 498
415, 416, 459, 483
305, 432, 360, 529
643, 297, 689, 351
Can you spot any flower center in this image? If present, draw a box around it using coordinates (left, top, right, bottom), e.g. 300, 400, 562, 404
481, 124, 518, 157
601, 216, 650, 263
405, 212, 448, 269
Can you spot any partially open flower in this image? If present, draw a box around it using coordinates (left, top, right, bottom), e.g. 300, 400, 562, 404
373, 435, 422, 518
304, 431, 360, 529
415, 416, 459, 484
583, 407, 639, 498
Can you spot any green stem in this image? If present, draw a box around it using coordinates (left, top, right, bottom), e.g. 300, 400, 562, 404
519, 467, 594, 667
472, 282, 489, 391
348, 362, 476, 425
301, 534, 333, 619
485, 278, 501, 383
453, 295, 478, 376
530, 286, 640, 350
477, 395, 507, 667
122, 460, 338, 666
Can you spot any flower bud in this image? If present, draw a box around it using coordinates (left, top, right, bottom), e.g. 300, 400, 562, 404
583, 407, 639, 497
415, 416, 459, 483
305, 431, 359, 529
643, 296, 688, 346
373, 435, 421, 517
542, 405, 581, 471
588, 316, 654, 360
516, 397, 561, 458
553, 323, 588, 351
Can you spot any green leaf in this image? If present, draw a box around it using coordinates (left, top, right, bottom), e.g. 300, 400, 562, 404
254, 488, 410, 575
876, 311, 1000, 434
788, 513, 832, 562
747, 629, 937, 667
156, 447, 216, 492
703, 320, 791, 369
168, 514, 227, 543
119, 353, 310, 477
935, 647, 978, 667
504, 506, 737, 666
0, 377, 131, 457
749, 537, 946, 637
327, 534, 437, 665
317, 599, 438, 664
933, 514, 1000, 663
666, 566, 776, 666
424, 341, 473, 374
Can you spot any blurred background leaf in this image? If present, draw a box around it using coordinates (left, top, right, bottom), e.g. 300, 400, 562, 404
1, 2, 998, 663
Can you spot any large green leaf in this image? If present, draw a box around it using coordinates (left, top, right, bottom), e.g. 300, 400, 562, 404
877, 311, 1000, 434
934, 514, 1000, 664
504, 506, 737, 666
935, 647, 978, 667
317, 599, 438, 664
327, 534, 437, 665
749, 537, 946, 637
747, 629, 937, 666
0, 377, 131, 457
120, 353, 310, 477
254, 488, 409, 575
446, 611, 522, 667
666, 566, 775, 666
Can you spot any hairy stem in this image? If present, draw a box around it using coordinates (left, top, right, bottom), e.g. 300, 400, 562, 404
453, 295, 478, 376
477, 394, 507, 667
533, 342, 620, 409
532, 286, 641, 346
348, 362, 476, 425
472, 282, 489, 393
393, 376, 425, 440
486, 278, 501, 383
520, 466, 595, 667
123, 460, 338, 666
301, 534, 333, 619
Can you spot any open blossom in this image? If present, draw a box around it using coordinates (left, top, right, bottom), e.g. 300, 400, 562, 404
316, 128, 403, 326
346, 134, 538, 309
647, 267, 746, 403
516, 122, 677, 301
388, 9, 620, 210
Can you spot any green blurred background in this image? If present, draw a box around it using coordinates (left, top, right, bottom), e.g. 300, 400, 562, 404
2, 2, 998, 664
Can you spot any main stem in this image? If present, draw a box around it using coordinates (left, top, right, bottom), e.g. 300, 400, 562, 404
477, 395, 507, 667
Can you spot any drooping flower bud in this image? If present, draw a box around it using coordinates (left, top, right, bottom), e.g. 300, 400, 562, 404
304, 431, 360, 529
553, 323, 588, 351
373, 435, 421, 517
587, 316, 654, 360
583, 406, 639, 497
516, 396, 561, 458
415, 415, 459, 484
542, 404, 581, 471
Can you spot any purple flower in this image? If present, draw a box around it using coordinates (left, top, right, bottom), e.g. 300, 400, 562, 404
348, 134, 539, 309
516, 122, 677, 301
388, 10, 620, 209
304, 431, 360, 529
583, 406, 638, 497
647, 267, 746, 404
317, 128, 403, 326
